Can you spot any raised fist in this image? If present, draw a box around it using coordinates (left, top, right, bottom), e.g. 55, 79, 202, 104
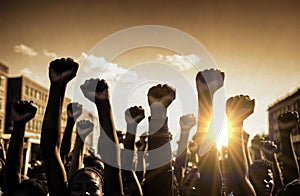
76, 120, 94, 139
80, 78, 109, 103
125, 106, 145, 125
67, 102, 83, 120
196, 69, 225, 94
261, 140, 277, 155
277, 111, 299, 132
49, 58, 78, 84
136, 134, 148, 151
147, 84, 176, 108
180, 114, 197, 131
11, 100, 37, 123
226, 95, 255, 124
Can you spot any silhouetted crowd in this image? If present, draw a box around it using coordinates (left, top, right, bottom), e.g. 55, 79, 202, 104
0, 58, 299, 195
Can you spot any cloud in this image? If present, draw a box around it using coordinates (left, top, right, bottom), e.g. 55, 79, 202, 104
43, 49, 58, 59
80, 53, 140, 83
20, 68, 39, 81
14, 44, 37, 56
156, 54, 200, 71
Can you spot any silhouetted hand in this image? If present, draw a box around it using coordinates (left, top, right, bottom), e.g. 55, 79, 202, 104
226, 95, 255, 124
180, 114, 196, 131
76, 120, 94, 139
196, 69, 225, 94
261, 140, 277, 155
80, 78, 109, 103
251, 135, 264, 151
277, 111, 299, 133
147, 84, 176, 108
11, 100, 37, 123
136, 133, 148, 151
67, 102, 83, 121
49, 58, 78, 85
125, 106, 145, 125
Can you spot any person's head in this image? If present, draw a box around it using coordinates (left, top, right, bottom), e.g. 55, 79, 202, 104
68, 167, 103, 196
83, 155, 104, 175
14, 178, 48, 196
249, 160, 275, 196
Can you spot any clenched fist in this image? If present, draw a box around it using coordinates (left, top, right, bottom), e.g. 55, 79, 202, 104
76, 120, 94, 139
277, 111, 299, 133
125, 106, 145, 125
11, 100, 37, 123
180, 114, 197, 131
147, 84, 176, 108
196, 69, 224, 95
80, 78, 109, 103
49, 58, 78, 85
226, 95, 255, 124
67, 102, 83, 121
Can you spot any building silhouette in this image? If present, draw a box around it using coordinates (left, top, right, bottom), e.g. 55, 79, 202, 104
268, 88, 300, 157
5, 76, 71, 137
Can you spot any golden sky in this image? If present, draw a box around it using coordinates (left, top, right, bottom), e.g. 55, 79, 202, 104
1, 0, 300, 147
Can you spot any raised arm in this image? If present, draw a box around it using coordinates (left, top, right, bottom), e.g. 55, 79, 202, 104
261, 140, 283, 193
143, 84, 176, 196
277, 111, 300, 185
226, 95, 256, 196
68, 120, 94, 179
174, 114, 196, 188
60, 102, 83, 164
3, 101, 37, 195
122, 106, 145, 195
135, 134, 148, 183
40, 58, 78, 196
243, 130, 252, 167
80, 78, 123, 196
193, 69, 224, 196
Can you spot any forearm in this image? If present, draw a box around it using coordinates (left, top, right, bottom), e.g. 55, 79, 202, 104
228, 127, 255, 195
60, 118, 75, 163
122, 124, 137, 168
40, 84, 68, 196
41, 84, 66, 154
148, 117, 172, 167
68, 133, 84, 179
122, 125, 143, 196
196, 92, 213, 134
143, 113, 173, 195
280, 133, 300, 184
135, 150, 146, 182
3, 123, 25, 195
174, 131, 189, 186
96, 100, 123, 196
265, 153, 283, 190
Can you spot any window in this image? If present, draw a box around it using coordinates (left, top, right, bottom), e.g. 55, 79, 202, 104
32, 120, 36, 131
0, 117, 2, 131
25, 86, 29, 95
0, 76, 5, 88
37, 91, 40, 100
0, 97, 3, 111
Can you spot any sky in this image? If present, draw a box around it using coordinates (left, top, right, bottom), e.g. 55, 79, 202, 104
1, 0, 300, 149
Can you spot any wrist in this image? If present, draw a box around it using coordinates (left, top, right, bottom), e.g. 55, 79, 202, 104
127, 123, 138, 133
150, 103, 167, 119
180, 128, 191, 134
227, 120, 243, 129
67, 117, 76, 125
